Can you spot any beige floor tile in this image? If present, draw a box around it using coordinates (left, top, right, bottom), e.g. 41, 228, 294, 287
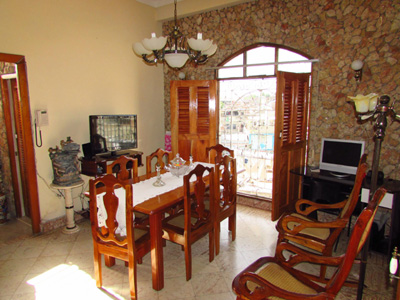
0, 274, 26, 297
214, 250, 249, 272
0, 258, 37, 276
66, 251, 95, 269
70, 238, 93, 254
10, 244, 45, 259
10, 293, 36, 300
29, 255, 68, 274
0, 242, 21, 260
191, 272, 231, 296
195, 292, 236, 300
0, 204, 395, 299
40, 241, 73, 257
158, 276, 195, 300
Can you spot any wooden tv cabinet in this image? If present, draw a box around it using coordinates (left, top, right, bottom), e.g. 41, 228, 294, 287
80, 149, 143, 176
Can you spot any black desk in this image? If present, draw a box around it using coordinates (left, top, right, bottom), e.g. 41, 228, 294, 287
291, 167, 361, 216
291, 166, 400, 257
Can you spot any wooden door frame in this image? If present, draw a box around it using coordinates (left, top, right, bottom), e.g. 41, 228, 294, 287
0, 53, 41, 234
1, 77, 23, 217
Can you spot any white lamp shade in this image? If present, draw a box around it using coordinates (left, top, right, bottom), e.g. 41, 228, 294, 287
164, 53, 189, 68
348, 93, 378, 113
133, 42, 152, 55
142, 35, 167, 51
355, 99, 370, 113
187, 38, 213, 51
368, 94, 378, 111
201, 43, 217, 56
351, 60, 364, 70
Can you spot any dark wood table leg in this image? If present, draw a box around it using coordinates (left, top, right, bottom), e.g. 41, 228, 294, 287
150, 212, 164, 291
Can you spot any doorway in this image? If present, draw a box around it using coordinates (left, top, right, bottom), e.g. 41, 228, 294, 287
219, 78, 276, 198
217, 43, 313, 203
0, 53, 41, 234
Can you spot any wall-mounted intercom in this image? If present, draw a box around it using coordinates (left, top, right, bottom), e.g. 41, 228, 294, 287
35, 109, 49, 127
35, 109, 48, 147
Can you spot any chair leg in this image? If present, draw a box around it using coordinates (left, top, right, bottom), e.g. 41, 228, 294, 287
93, 250, 102, 288
105, 255, 116, 267
229, 210, 236, 241
128, 255, 138, 300
215, 221, 221, 256
209, 229, 215, 263
184, 243, 192, 281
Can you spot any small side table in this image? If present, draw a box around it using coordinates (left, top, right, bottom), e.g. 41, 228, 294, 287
51, 180, 84, 234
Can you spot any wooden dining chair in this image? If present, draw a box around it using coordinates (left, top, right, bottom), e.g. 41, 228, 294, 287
206, 143, 234, 164
161, 164, 216, 281
106, 155, 148, 225
275, 154, 368, 281
214, 155, 237, 256
106, 155, 139, 183
89, 174, 151, 300
232, 187, 387, 300
146, 148, 173, 175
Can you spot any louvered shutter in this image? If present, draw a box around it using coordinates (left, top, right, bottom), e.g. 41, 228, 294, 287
171, 80, 217, 162
272, 72, 311, 220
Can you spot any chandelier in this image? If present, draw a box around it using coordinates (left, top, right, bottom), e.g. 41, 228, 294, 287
132, 0, 217, 69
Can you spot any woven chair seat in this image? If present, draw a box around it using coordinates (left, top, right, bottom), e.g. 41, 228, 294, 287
247, 262, 317, 299
164, 214, 198, 229
287, 213, 330, 240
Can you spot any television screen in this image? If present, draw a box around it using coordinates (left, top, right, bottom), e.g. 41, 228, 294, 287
89, 115, 137, 154
319, 138, 365, 176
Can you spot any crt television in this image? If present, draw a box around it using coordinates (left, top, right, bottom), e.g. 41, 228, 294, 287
319, 138, 365, 176
89, 115, 137, 155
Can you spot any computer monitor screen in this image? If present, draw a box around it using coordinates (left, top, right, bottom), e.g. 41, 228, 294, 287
319, 138, 365, 175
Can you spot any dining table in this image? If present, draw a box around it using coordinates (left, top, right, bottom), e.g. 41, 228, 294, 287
93, 161, 215, 291
135, 161, 215, 290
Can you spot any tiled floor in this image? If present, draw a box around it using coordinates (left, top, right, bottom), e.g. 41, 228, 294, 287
0, 205, 396, 300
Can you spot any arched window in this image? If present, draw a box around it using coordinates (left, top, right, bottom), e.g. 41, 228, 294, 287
217, 43, 312, 80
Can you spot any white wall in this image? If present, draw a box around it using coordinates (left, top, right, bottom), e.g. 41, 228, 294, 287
0, 0, 165, 222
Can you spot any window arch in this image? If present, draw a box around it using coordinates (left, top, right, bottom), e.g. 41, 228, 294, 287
217, 43, 313, 80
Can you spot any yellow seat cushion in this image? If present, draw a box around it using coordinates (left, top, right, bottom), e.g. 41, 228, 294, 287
246, 262, 317, 299
286, 213, 330, 240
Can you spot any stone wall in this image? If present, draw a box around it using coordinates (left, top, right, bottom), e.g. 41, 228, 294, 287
163, 0, 400, 179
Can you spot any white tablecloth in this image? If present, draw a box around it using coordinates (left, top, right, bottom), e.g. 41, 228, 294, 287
96, 162, 213, 235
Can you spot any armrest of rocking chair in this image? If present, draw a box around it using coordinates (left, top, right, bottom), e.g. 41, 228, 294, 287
275, 241, 343, 268
295, 198, 347, 216
278, 214, 348, 236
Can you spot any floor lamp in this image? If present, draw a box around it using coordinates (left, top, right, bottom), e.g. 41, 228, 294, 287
348, 94, 400, 299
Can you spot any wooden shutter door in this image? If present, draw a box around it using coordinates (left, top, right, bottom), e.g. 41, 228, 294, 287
272, 71, 311, 220
170, 80, 217, 162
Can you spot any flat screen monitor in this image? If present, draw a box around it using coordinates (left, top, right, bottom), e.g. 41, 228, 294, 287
89, 115, 137, 155
319, 138, 365, 176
